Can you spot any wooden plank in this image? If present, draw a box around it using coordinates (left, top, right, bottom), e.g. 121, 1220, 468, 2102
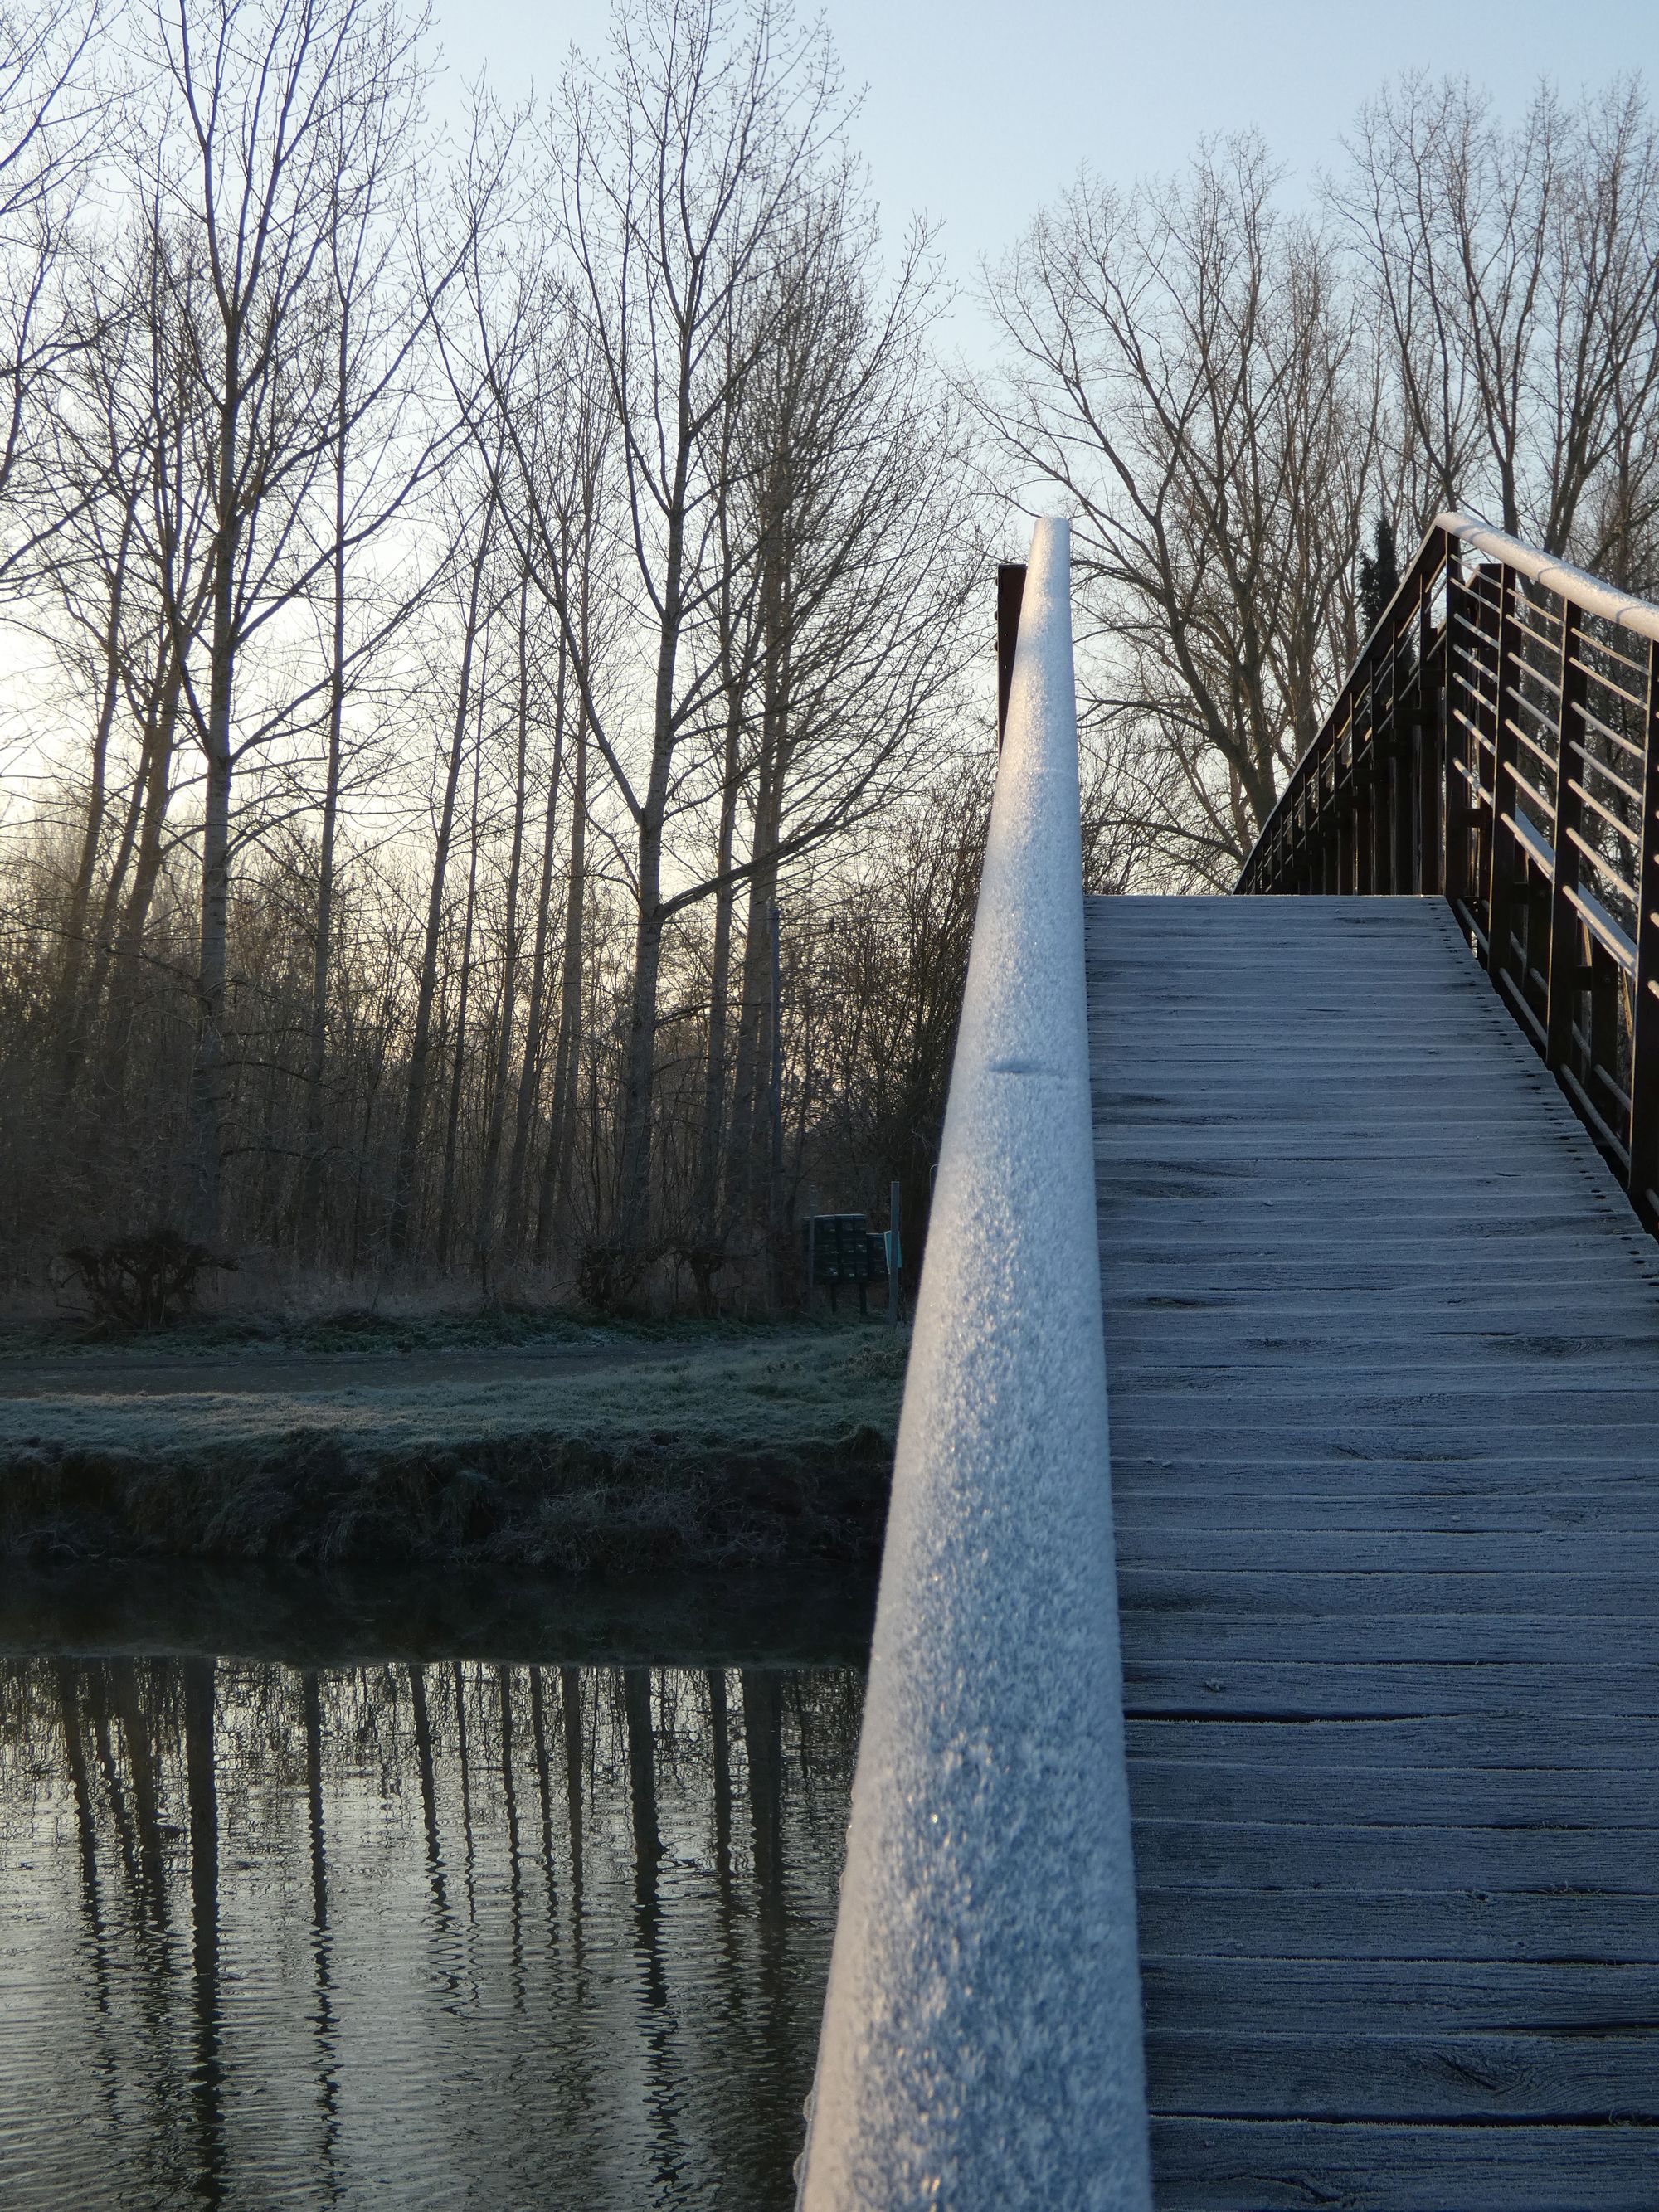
1146, 2029, 1659, 2117
1116, 1531, 1659, 1572
1129, 1757, 1659, 1827
1137, 1891, 1659, 1964
1114, 1489, 1659, 1533
1126, 1715, 1659, 1769
1138, 1957, 1659, 2030
1149, 2119, 1657, 2210
1122, 1659, 1659, 1719
1131, 1819, 1659, 1894
1116, 1612, 1659, 1662
1118, 1568, 1659, 1616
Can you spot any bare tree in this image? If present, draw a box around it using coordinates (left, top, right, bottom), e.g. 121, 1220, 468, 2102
387, 464, 500, 1257
1339, 74, 1659, 577
148, 0, 426, 1246
718, 182, 970, 1237
979, 137, 1378, 883
0, 0, 103, 555
549, 0, 839, 1266
292, 5, 440, 1257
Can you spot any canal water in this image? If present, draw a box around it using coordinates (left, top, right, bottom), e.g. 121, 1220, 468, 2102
0, 1577, 867, 2210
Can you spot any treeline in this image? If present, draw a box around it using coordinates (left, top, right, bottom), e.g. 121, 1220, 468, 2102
978, 77, 1659, 885
4, 0, 1656, 1306
0, 0, 984, 1304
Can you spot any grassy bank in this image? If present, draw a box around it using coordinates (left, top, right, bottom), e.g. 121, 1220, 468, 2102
0, 1330, 904, 1573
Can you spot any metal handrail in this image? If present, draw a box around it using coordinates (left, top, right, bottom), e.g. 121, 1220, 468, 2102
1238, 511, 1659, 1231
797, 518, 1153, 2210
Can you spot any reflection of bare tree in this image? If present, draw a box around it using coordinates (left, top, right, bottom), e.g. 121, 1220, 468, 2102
83, 1665, 142, 1903
527, 1665, 559, 1920
450, 1658, 479, 1931
621, 1666, 661, 1900
110, 1659, 167, 1912
741, 1670, 784, 1905
560, 1663, 584, 1899
0, 1651, 864, 2212
706, 1667, 732, 1891
56, 1662, 106, 1987
407, 1662, 450, 1923
498, 1665, 527, 2008
182, 1656, 222, 2205
620, 1665, 684, 2200
301, 1670, 341, 2188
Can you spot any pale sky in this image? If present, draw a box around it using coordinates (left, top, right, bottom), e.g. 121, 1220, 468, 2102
432, 0, 1659, 355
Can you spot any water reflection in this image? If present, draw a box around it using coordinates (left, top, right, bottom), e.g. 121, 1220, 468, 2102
0, 1655, 862, 2210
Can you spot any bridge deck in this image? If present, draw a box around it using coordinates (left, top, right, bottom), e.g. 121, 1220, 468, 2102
1088, 897, 1659, 2212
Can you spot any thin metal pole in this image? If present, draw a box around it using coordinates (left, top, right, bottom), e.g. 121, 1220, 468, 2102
1545, 602, 1587, 1068
1626, 640, 1659, 1225
888, 1177, 902, 1329
1444, 534, 1472, 916
996, 563, 1027, 750
1487, 563, 1525, 985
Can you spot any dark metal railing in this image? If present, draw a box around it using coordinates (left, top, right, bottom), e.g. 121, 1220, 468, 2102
1238, 512, 1659, 1232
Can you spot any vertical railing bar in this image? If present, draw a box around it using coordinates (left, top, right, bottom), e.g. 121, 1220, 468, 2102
1445, 532, 1473, 919
1488, 562, 1525, 996
1545, 600, 1587, 1072
1625, 638, 1659, 1228
1418, 557, 1443, 895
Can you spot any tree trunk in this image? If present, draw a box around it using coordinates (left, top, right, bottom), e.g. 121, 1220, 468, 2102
696, 680, 744, 1245
55, 509, 134, 1106
536, 694, 587, 1267
187, 498, 240, 1250
388, 508, 493, 1260
724, 745, 782, 1225
436, 735, 484, 1271
474, 571, 533, 1288
506, 630, 567, 1254
295, 329, 352, 1261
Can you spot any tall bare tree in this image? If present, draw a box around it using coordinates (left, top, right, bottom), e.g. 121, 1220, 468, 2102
980, 136, 1377, 883
1339, 74, 1659, 579
149, 0, 425, 1245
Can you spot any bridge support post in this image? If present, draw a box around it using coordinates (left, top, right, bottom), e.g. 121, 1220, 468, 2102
1444, 549, 1473, 917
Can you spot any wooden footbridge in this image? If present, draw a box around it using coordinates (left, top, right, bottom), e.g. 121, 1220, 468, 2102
797, 517, 1659, 2210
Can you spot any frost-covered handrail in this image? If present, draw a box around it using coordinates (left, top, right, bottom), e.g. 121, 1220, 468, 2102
1438, 510, 1659, 647
797, 518, 1153, 2211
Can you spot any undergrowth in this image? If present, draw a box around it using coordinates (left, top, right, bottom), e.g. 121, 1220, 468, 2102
0, 1333, 907, 1573
0, 1303, 828, 1360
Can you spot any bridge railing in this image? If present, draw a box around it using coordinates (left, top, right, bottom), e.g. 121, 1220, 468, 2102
796, 518, 1152, 2211
1238, 513, 1659, 1233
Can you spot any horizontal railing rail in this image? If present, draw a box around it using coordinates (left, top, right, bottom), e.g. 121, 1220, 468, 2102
796, 518, 1153, 2211
1238, 513, 1659, 1232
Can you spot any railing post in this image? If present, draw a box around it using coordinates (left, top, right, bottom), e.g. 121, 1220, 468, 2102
1418, 571, 1443, 895
1355, 701, 1375, 893
1544, 602, 1586, 1069
1392, 615, 1415, 896
1444, 536, 1472, 913
1487, 564, 1525, 985
1626, 639, 1659, 1227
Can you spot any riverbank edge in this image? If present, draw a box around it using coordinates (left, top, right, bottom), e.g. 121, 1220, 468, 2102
0, 1426, 895, 1573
